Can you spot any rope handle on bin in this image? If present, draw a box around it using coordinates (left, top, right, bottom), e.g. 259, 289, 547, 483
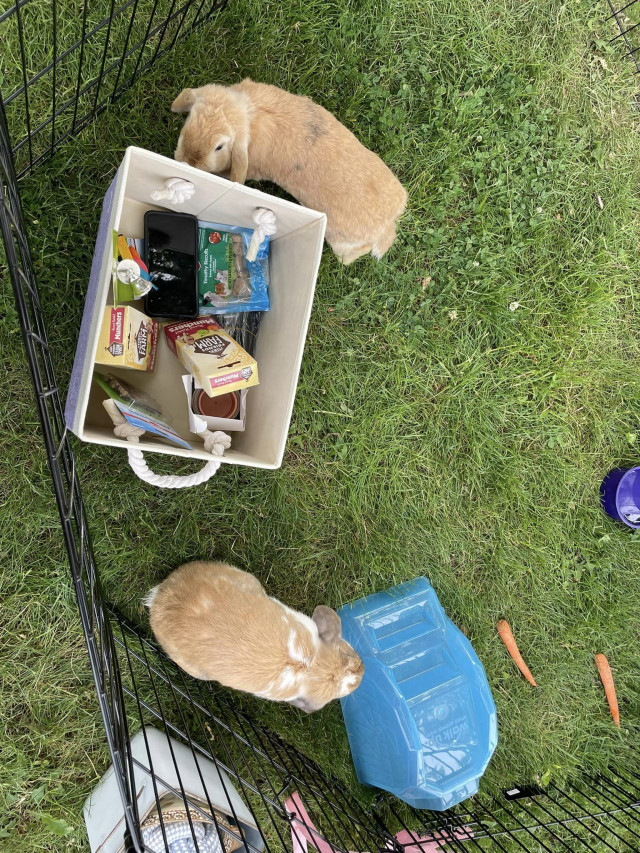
150, 177, 195, 205
246, 208, 277, 262
102, 399, 231, 488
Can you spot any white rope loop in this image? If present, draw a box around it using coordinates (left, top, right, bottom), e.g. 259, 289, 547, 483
126, 446, 223, 488
246, 207, 277, 262
102, 399, 230, 489
151, 177, 196, 205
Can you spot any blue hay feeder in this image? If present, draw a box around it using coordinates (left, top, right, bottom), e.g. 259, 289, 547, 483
338, 578, 497, 811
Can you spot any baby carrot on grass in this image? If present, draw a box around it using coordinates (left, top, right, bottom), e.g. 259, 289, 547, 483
496, 620, 537, 686
595, 653, 620, 728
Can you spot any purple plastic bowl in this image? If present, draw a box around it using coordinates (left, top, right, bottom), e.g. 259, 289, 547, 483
600, 466, 640, 529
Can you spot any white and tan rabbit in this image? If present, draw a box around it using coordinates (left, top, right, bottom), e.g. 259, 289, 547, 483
171, 79, 407, 265
146, 561, 364, 712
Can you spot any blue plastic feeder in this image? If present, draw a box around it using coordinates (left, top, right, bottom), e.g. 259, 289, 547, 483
338, 578, 497, 812
600, 466, 640, 529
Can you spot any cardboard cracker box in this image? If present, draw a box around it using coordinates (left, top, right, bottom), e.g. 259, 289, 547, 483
165, 318, 259, 397
95, 305, 158, 371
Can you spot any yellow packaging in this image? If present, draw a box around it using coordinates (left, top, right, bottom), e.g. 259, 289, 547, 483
164, 318, 259, 398
95, 306, 158, 371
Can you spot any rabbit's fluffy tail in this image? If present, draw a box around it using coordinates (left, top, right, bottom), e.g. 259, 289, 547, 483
143, 586, 159, 609
372, 222, 398, 260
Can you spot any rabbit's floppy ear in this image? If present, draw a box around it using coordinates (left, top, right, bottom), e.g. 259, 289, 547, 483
312, 606, 342, 645
171, 88, 198, 113
229, 127, 249, 184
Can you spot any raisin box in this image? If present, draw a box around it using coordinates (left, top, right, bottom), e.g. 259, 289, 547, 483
95, 305, 158, 371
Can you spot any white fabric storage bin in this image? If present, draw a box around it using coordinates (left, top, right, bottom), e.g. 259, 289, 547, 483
66, 146, 326, 470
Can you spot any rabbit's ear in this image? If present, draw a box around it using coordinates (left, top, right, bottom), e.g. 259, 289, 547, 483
229, 128, 249, 184
312, 606, 342, 645
171, 88, 198, 113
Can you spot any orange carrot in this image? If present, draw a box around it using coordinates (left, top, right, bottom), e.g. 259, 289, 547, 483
595, 653, 620, 727
496, 620, 537, 686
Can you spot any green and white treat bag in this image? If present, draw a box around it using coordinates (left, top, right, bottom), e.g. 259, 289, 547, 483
198, 227, 235, 309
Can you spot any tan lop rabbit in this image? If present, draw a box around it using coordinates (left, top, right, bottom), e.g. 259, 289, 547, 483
171, 79, 407, 265
146, 562, 364, 712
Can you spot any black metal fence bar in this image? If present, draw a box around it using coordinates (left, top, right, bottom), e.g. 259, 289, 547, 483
0, 94, 144, 850
1, 0, 227, 176
608, 0, 640, 80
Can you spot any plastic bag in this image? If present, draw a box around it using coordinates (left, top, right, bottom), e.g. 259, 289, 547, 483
211, 312, 263, 358
198, 221, 270, 314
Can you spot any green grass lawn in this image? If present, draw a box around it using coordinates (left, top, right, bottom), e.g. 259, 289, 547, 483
2, 0, 640, 849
